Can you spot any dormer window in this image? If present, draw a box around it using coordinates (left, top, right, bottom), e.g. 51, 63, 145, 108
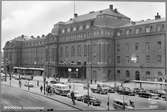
79, 26, 83, 30
62, 29, 65, 33
135, 28, 140, 34
86, 24, 90, 29
73, 27, 77, 31
117, 32, 121, 36
126, 29, 132, 35
145, 26, 151, 33
67, 28, 71, 32
157, 25, 161, 32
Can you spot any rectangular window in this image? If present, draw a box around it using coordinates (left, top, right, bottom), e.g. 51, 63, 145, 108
157, 41, 162, 49
136, 56, 139, 63
77, 45, 81, 57
65, 46, 69, 57
126, 56, 130, 63
84, 45, 87, 56
146, 55, 150, 63
71, 46, 75, 57
135, 42, 139, 50
117, 43, 120, 52
145, 27, 151, 33
145, 42, 151, 50
117, 56, 120, 63
157, 55, 162, 63
125, 43, 129, 52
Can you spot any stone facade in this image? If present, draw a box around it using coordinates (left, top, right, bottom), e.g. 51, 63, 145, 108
3, 5, 167, 82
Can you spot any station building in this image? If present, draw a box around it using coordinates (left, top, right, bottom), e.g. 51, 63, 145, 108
3, 5, 167, 82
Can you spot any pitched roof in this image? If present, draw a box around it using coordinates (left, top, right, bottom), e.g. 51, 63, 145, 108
12, 35, 31, 41
65, 8, 130, 24
119, 18, 165, 28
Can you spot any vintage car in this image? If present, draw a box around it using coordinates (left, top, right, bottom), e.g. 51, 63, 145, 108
81, 95, 101, 106
113, 99, 134, 110
52, 83, 70, 96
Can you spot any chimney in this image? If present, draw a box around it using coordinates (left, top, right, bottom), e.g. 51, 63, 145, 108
21, 34, 24, 38
155, 12, 161, 20
31, 35, 34, 38
74, 13, 78, 18
89, 11, 95, 14
109, 5, 113, 10
114, 8, 118, 13
131, 21, 136, 25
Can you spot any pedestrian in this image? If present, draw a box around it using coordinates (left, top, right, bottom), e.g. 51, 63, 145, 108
69, 84, 71, 89
129, 100, 135, 108
40, 85, 43, 93
95, 80, 97, 84
48, 86, 51, 95
37, 80, 39, 87
46, 85, 49, 95
19, 80, 22, 88
71, 91, 75, 105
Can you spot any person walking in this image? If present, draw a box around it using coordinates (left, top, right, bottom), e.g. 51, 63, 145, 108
19, 80, 22, 88
40, 85, 43, 93
46, 85, 49, 95
71, 91, 75, 105
129, 100, 135, 108
37, 80, 39, 87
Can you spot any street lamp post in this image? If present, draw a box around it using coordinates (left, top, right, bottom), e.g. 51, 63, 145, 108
76, 68, 78, 78
68, 68, 72, 82
87, 81, 90, 106
107, 94, 110, 111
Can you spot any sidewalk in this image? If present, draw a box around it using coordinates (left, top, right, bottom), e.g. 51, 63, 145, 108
1, 78, 105, 111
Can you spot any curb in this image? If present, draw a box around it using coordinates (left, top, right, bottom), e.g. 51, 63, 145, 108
25, 90, 83, 111
2, 84, 86, 111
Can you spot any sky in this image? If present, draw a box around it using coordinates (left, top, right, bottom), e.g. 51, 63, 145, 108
2, 1, 165, 50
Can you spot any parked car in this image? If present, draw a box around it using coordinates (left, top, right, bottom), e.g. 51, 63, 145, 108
12, 75, 20, 80
81, 95, 101, 106
161, 94, 167, 101
99, 89, 108, 95
113, 99, 134, 110
133, 88, 145, 94
91, 88, 99, 93
117, 87, 135, 96
24, 81, 34, 87
108, 87, 115, 93
138, 91, 158, 98
154, 89, 167, 97
52, 83, 70, 96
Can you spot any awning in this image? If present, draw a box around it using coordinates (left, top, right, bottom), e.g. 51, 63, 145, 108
13, 67, 44, 71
